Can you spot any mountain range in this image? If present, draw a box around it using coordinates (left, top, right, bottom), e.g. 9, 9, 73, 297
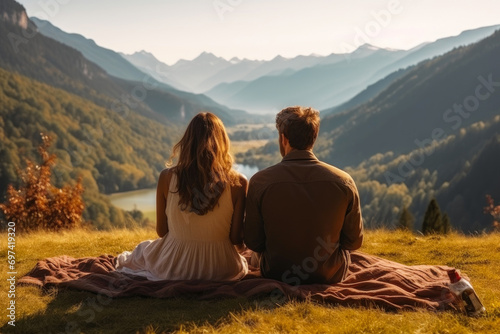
209, 26, 500, 114
35, 11, 500, 116
206, 45, 407, 114
120, 25, 500, 114
319, 29, 500, 167
21, 18, 258, 126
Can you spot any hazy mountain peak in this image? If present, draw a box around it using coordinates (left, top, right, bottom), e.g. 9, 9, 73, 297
452, 24, 500, 43
354, 43, 381, 52
349, 43, 391, 59
0, 0, 30, 29
170, 51, 228, 68
229, 56, 241, 64
271, 55, 287, 62
130, 49, 159, 61
195, 51, 220, 60
137, 49, 153, 56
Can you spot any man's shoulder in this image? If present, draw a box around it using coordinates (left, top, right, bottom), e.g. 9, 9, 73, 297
249, 163, 281, 185
316, 160, 352, 178
313, 160, 358, 191
249, 159, 356, 188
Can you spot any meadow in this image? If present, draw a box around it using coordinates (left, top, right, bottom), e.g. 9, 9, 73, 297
1, 228, 499, 333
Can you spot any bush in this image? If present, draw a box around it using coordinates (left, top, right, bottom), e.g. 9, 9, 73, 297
484, 194, 500, 231
0, 134, 84, 232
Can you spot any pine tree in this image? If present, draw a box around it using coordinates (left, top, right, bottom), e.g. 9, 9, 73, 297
397, 206, 414, 231
442, 213, 452, 234
422, 198, 442, 235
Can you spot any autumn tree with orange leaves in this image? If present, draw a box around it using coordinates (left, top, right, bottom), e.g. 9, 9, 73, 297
0, 134, 84, 232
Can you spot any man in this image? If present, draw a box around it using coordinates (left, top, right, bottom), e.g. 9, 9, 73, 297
244, 106, 363, 285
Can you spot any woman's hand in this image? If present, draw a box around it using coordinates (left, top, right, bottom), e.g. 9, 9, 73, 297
235, 243, 247, 253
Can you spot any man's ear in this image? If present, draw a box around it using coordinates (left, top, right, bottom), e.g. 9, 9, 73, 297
280, 133, 289, 146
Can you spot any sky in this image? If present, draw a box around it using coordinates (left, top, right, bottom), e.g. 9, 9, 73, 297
16, 0, 500, 65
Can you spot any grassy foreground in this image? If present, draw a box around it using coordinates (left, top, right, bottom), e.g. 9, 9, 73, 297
1, 228, 499, 333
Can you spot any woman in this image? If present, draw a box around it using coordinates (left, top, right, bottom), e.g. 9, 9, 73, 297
115, 112, 248, 281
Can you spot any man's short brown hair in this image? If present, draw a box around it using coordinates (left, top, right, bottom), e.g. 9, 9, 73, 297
276, 106, 320, 150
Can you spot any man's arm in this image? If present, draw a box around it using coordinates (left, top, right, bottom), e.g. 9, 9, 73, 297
243, 178, 266, 252
339, 179, 363, 250
230, 174, 248, 248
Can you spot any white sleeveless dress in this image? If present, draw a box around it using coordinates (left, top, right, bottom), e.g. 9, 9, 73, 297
115, 174, 248, 281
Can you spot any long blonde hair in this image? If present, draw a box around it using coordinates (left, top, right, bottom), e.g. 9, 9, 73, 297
169, 112, 239, 215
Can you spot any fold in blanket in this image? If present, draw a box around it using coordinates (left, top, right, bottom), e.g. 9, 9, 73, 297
18, 251, 462, 312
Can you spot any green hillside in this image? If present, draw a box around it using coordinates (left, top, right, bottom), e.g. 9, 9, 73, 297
321, 67, 412, 116
315, 30, 500, 232
344, 116, 500, 231
31, 17, 159, 85
0, 67, 179, 229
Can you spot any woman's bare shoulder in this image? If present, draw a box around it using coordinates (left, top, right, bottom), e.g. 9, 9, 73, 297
158, 168, 174, 190
230, 172, 248, 194
159, 168, 174, 177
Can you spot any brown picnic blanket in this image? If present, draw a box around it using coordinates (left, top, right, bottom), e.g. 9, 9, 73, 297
18, 251, 461, 312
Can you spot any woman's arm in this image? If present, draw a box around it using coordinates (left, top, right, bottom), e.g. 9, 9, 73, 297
230, 173, 248, 249
156, 169, 172, 238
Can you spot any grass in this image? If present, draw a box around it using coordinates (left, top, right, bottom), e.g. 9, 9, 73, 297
1, 228, 499, 333
143, 210, 156, 222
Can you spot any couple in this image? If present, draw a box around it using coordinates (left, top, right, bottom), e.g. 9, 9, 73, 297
115, 106, 364, 285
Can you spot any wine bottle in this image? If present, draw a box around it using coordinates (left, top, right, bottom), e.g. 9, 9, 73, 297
447, 269, 486, 316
